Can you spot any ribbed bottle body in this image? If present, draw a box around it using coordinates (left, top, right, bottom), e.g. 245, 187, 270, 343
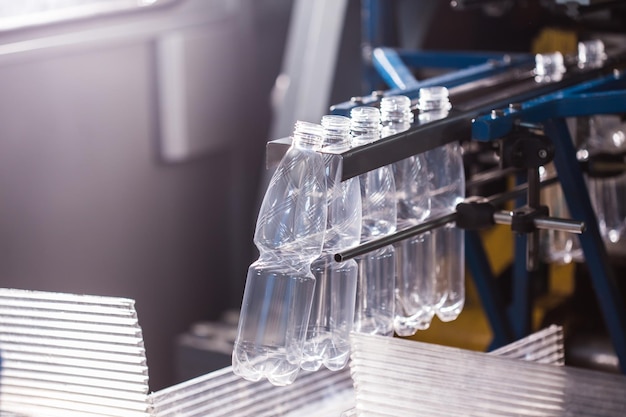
233, 121, 327, 386
303, 115, 362, 372
351, 106, 397, 336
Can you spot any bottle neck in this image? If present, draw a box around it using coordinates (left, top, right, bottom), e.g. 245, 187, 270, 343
380, 95, 413, 125
418, 87, 451, 113
350, 106, 381, 145
322, 115, 351, 151
419, 109, 449, 123
293, 121, 324, 150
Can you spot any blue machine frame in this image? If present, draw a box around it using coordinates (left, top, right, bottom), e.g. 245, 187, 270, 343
361, 47, 626, 372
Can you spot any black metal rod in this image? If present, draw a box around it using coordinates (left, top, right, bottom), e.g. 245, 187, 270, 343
334, 212, 456, 262
493, 211, 585, 234
335, 174, 559, 261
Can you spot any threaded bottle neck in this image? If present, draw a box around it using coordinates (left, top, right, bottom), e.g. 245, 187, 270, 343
321, 115, 352, 150
350, 106, 381, 144
381, 95, 414, 125
293, 120, 324, 150
578, 40, 606, 67
418, 86, 451, 113
534, 52, 566, 82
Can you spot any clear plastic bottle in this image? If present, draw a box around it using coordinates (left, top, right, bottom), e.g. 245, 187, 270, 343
581, 116, 626, 251
540, 162, 583, 264
351, 106, 397, 336
302, 115, 361, 372
381, 96, 435, 336
233, 121, 327, 386
418, 86, 466, 322
534, 51, 566, 83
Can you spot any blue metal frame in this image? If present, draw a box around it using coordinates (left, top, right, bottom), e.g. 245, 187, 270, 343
361, 0, 396, 93
473, 72, 626, 141
472, 71, 626, 373
331, 48, 534, 116
465, 231, 515, 348
361, 47, 533, 348
367, 47, 626, 367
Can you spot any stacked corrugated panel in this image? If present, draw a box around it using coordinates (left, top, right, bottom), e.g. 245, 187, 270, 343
490, 324, 564, 365
150, 326, 564, 417
148, 364, 354, 417
0, 288, 150, 417
340, 325, 564, 417
350, 329, 626, 417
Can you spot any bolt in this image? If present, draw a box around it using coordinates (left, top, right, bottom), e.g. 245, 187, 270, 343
491, 109, 505, 119
538, 149, 548, 159
350, 96, 363, 104
371, 90, 385, 98
509, 103, 522, 112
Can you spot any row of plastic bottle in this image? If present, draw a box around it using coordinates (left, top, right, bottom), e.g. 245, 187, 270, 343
232, 87, 465, 386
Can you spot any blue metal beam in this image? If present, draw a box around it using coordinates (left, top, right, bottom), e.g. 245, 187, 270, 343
473, 72, 626, 141
465, 231, 515, 348
331, 50, 534, 116
544, 118, 626, 374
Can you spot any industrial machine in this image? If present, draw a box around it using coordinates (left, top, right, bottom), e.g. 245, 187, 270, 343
266, 1, 626, 376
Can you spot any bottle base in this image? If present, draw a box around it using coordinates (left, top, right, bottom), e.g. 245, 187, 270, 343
232, 342, 301, 386
436, 300, 464, 323
302, 335, 351, 372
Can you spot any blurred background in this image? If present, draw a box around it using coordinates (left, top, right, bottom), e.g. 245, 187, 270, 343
0, 0, 622, 390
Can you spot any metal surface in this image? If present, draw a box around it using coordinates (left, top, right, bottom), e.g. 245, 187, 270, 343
335, 174, 560, 262
350, 332, 626, 417
330, 48, 625, 180
544, 118, 626, 374
493, 211, 585, 233
472, 71, 626, 141
468, 65, 626, 373
466, 230, 515, 348
332, 49, 534, 113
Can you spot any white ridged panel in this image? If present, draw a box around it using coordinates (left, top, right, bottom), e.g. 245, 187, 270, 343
148, 326, 565, 417
491, 324, 564, 365
148, 365, 354, 417
350, 331, 626, 417
0, 288, 150, 417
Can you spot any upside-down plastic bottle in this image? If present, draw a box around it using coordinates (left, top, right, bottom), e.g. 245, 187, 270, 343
418, 86, 466, 322
233, 121, 327, 386
581, 115, 626, 249
351, 106, 397, 336
381, 96, 435, 336
302, 115, 362, 372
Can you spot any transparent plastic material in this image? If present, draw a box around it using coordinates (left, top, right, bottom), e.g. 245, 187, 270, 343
149, 365, 354, 417
419, 87, 466, 322
302, 115, 361, 372
581, 116, 626, 250
541, 163, 583, 264
540, 118, 582, 263
233, 121, 327, 386
542, 116, 626, 262
349, 327, 626, 417
381, 96, 434, 336
578, 39, 606, 68
0, 288, 149, 417
534, 51, 566, 83
351, 107, 397, 336
341, 325, 564, 417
